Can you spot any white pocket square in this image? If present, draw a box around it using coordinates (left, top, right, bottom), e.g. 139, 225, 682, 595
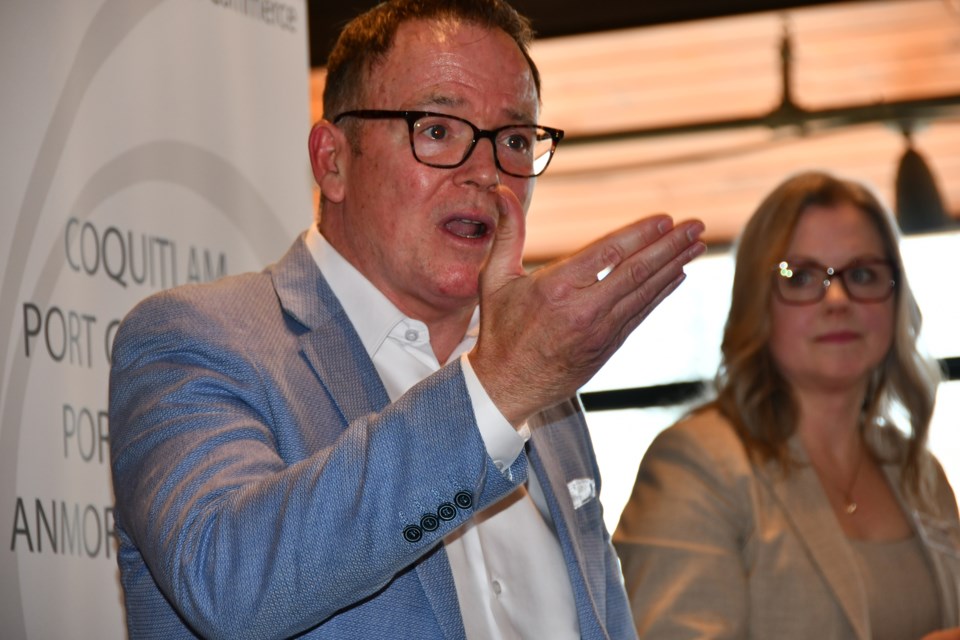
567, 478, 596, 510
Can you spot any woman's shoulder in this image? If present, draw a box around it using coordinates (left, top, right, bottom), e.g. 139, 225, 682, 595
663, 405, 742, 445
625, 405, 760, 534
649, 405, 754, 474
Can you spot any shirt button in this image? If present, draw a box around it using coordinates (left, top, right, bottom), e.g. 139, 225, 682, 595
492, 580, 502, 595
404, 329, 419, 342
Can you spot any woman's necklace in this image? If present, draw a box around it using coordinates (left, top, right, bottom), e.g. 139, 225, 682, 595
812, 436, 866, 515
839, 441, 865, 515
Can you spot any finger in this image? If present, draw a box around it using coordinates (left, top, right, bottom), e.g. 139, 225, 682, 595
605, 238, 705, 335
597, 220, 705, 300
481, 186, 527, 292
567, 214, 704, 287
561, 215, 692, 289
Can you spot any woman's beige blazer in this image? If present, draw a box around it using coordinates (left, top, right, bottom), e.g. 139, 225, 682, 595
613, 408, 960, 639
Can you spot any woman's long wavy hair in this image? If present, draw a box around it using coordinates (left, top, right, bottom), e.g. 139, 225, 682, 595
713, 171, 941, 494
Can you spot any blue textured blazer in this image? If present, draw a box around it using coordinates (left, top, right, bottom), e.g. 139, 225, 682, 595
109, 235, 636, 640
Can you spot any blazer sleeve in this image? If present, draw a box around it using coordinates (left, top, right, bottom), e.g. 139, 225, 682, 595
109, 285, 523, 639
612, 413, 755, 639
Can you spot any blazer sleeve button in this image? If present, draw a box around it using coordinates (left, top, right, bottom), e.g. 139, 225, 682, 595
454, 490, 474, 510
420, 514, 440, 532
402, 525, 423, 543
437, 502, 457, 521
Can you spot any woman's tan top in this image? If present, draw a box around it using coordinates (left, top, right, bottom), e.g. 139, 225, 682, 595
849, 535, 940, 640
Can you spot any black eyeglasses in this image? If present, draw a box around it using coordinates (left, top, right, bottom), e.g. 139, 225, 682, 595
773, 258, 897, 305
333, 109, 564, 178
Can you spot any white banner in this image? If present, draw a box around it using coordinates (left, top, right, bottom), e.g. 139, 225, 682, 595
0, 1, 311, 637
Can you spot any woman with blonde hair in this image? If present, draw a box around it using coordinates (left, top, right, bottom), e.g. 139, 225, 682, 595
614, 171, 960, 639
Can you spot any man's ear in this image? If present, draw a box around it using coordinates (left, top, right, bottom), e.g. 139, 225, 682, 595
308, 120, 347, 203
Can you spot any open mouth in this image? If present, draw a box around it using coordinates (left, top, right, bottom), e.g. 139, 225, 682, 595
443, 218, 489, 239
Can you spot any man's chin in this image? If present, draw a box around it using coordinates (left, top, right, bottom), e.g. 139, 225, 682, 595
431, 271, 482, 304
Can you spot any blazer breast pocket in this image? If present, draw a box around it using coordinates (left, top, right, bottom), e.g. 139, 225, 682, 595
568, 477, 605, 533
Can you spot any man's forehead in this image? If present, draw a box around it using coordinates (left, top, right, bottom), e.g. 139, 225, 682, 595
384, 18, 528, 71
363, 18, 539, 114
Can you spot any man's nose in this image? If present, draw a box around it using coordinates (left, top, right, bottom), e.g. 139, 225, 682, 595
455, 137, 500, 189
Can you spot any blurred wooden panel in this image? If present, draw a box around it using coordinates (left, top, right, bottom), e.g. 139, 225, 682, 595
525, 120, 960, 260
533, 0, 960, 130
309, 0, 960, 261
791, 1, 960, 105
533, 13, 784, 134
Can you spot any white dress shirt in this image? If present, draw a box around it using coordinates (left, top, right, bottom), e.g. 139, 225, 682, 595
305, 226, 579, 639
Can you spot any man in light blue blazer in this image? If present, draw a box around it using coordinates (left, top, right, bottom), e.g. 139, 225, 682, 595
109, 1, 706, 638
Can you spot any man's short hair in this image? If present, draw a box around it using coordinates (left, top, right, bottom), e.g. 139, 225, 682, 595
322, 0, 541, 120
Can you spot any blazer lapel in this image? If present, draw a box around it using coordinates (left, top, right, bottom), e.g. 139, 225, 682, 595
880, 462, 960, 629
865, 422, 960, 629
268, 234, 390, 423
299, 326, 389, 424
526, 399, 605, 632
755, 443, 870, 640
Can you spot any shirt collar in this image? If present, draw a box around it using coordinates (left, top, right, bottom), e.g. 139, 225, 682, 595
304, 224, 479, 358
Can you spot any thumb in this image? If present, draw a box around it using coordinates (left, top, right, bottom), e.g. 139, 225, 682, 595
481, 186, 527, 292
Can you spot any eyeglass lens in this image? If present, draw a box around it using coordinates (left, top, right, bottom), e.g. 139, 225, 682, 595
775, 260, 895, 303
411, 115, 554, 177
